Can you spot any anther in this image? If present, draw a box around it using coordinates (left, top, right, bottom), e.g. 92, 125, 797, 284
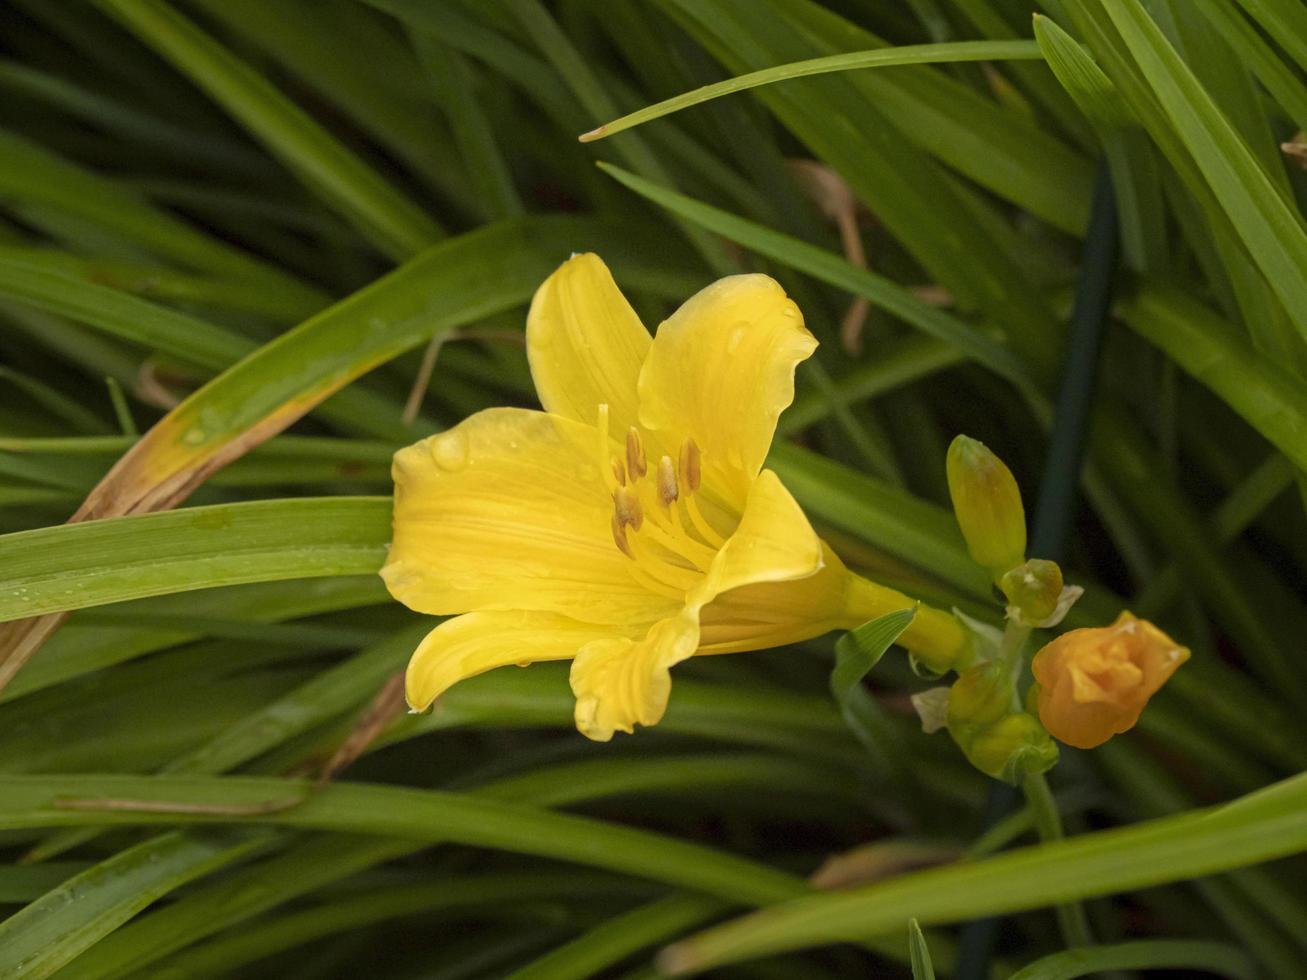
626, 427, 647, 479
679, 439, 702, 493
612, 458, 626, 486
610, 512, 634, 558
613, 484, 644, 531
657, 455, 679, 507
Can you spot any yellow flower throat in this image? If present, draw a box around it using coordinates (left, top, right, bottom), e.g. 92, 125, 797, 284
597, 404, 724, 602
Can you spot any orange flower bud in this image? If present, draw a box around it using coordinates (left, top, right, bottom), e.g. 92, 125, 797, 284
1031, 612, 1190, 749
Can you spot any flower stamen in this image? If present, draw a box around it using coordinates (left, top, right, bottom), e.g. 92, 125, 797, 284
683, 492, 726, 548
679, 438, 702, 493
610, 512, 634, 559
613, 484, 644, 531
626, 427, 647, 479
657, 455, 678, 507
625, 529, 700, 592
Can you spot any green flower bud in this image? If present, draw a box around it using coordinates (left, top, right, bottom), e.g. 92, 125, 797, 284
966, 712, 1059, 783
1000, 559, 1064, 622
948, 662, 1011, 727
946, 435, 1027, 579
947, 663, 1059, 784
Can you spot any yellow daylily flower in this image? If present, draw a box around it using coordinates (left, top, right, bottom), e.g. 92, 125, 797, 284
382, 254, 965, 740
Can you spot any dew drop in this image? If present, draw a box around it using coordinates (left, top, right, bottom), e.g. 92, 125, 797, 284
428, 430, 468, 471
183, 428, 206, 446
726, 322, 748, 354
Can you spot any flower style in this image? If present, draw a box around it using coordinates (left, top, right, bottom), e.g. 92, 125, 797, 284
1031, 611, 1190, 749
382, 254, 965, 740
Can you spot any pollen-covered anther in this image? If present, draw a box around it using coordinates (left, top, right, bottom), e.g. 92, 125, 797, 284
613, 484, 644, 531
611, 458, 626, 486
656, 455, 678, 507
625, 427, 647, 479
679, 438, 702, 493
610, 512, 634, 558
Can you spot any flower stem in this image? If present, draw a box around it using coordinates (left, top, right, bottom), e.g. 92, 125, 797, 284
1023, 771, 1094, 948
997, 619, 1032, 702
845, 573, 968, 673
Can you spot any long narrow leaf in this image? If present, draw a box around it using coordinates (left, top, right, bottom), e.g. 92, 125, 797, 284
658, 770, 1307, 970
96, 0, 443, 260
0, 497, 389, 622
581, 40, 1042, 140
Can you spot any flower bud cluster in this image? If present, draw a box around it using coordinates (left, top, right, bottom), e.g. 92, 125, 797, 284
946, 661, 1057, 784
922, 435, 1188, 781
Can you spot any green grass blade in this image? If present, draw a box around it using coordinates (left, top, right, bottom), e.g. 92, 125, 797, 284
0, 131, 321, 301
1095, 0, 1307, 349
506, 893, 725, 980
1232, 0, 1307, 75
506, 0, 730, 272
1192, 1, 1307, 136
0, 829, 272, 979
0, 497, 390, 621
95, 0, 443, 261
658, 770, 1307, 970
162, 623, 423, 775
0, 57, 271, 180
1032, 14, 1131, 128
152, 874, 647, 980
0, 257, 251, 370
60, 747, 853, 980
50, 216, 600, 521
0, 366, 112, 435
1119, 287, 1307, 473
1008, 939, 1255, 980
187, 0, 466, 204
414, 34, 524, 220
598, 162, 1037, 391
0, 774, 809, 905
831, 608, 916, 762
3, 577, 386, 703
908, 919, 936, 980
0, 863, 91, 904
658, 0, 1071, 374
769, 443, 991, 600
779, 337, 965, 435
0, 245, 322, 322
48, 834, 417, 980
580, 40, 1042, 140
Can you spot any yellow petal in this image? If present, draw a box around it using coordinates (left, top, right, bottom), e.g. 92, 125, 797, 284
699, 542, 859, 654
700, 527, 969, 665
570, 614, 698, 741
637, 274, 816, 505
526, 253, 651, 434
407, 610, 615, 711
697, 468, 823, 598
569, 471, 823, 740
381, 407, 676, 626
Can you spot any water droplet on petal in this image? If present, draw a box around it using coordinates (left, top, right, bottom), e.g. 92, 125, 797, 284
726, 322, 748, 353
429, 430, 468, 471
